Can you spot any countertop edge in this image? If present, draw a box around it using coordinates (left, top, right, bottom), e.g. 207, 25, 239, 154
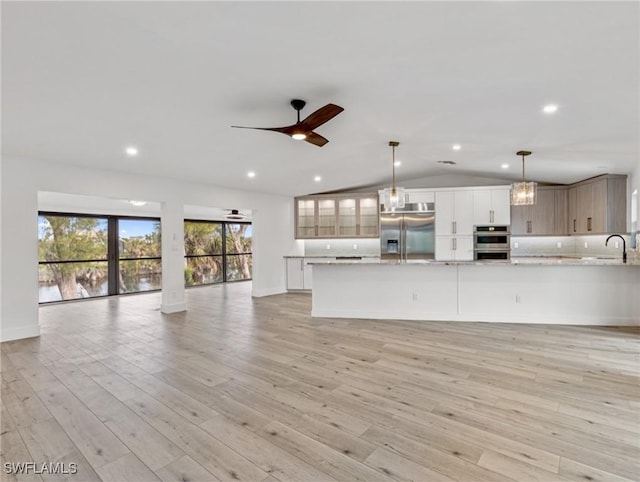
307, 258, 637, 267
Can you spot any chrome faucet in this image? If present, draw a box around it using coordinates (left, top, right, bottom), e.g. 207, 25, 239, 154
605, 234, 627, 264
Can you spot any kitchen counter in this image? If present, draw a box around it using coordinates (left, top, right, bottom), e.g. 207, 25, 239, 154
311, 258, 640, 325
307, 256, 636, 266
284, 255, 380, 259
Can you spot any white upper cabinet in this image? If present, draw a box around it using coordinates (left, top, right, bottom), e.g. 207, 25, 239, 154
472, 188, 511, 225
435, 190, 473, 235
405, 190, 435, 205
435, 190, 474, 261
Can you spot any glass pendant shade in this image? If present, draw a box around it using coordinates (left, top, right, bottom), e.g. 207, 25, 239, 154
384, 186, 406, 209
511, 181, 537, 205
386, 141, 405, 209
511, 150, 537, 205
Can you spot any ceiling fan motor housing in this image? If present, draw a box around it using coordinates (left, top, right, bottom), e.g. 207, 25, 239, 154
290, 99, 306, 111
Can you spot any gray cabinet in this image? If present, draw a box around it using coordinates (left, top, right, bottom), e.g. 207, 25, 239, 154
295, 193, 379, 239
511, 187, 567, 235
515, 175, 625, 236
337, 195, 379, 237
567, 175, 626, 235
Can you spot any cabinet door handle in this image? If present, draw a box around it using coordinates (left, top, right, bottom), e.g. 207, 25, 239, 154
451, 221, 455, 234
490, 210, 494, 223
451, 238, 455, 250
587, 217, 592, 232
315, 225, 318, 236
573, 219, 576, 233
453, 221, 457, 234
526, 220, 532, 233
356, 224, 360, 236
300, 259, 304, 271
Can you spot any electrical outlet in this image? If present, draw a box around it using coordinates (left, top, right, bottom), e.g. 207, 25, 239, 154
515, 294, 521, 303
514, 242, 519, 249
615, 242, 619, 249
556, 242, 562, 249
326, 244, 331, 250
353, 244, 358, 250
584, 242, 588, 248
412, 292, 418, 301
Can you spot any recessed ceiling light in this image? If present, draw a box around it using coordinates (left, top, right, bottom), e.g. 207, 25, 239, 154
247, 171, 256, 178
501, 163, 509, 169
125, 146, 139, 157
128, 200, 147, 206
543, 104, 558, 114
314, 175, 322, 182
452, 144, 461, 151
394, 160, 401, 167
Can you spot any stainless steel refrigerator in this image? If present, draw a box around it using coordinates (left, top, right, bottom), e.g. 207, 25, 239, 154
380, 204, 435, 260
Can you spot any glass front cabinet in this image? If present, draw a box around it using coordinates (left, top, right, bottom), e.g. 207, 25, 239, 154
295, 193, 379, 239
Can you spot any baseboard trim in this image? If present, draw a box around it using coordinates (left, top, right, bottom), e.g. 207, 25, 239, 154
252, 286, 287, 298
0, 323, 41, 342
160, 302, 187, 314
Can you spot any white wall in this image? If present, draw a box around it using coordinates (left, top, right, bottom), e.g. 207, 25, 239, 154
1, 157, 295, 342
343, 173, 514, 193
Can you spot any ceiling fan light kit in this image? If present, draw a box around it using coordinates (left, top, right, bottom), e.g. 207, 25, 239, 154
231, 98, 343, 147
225, 209, 246, 220
511, 150, 537, 205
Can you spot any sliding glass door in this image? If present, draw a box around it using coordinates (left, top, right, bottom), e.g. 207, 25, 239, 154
38, 213, 161, 303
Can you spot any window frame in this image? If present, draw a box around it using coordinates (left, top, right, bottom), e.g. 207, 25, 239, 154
38, 211, 162, 303
184, 218, 252, 287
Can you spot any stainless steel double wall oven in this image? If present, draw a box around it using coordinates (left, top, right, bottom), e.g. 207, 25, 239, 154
473, 225, 511, 260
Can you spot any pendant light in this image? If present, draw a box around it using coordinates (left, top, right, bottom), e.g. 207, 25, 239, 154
511, 150, 537, 205
384, 141, 405, 209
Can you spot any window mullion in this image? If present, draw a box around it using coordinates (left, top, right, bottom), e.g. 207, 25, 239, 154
108, 217, 119, 295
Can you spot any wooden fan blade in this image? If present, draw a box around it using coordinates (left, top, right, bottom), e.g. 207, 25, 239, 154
304, 131, 329, 147
231, 125, 297, 135
300, 104, 344, 131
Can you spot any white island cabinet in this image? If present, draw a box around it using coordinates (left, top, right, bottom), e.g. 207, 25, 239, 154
311, 260, 640, 325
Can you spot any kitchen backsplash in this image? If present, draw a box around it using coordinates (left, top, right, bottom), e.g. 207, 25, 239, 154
304, 238, 380, 257
511, 234, 631, 258
302, 233, 636, 259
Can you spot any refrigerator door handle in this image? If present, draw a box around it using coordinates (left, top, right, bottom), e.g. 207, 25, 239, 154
400, 219, 407, 261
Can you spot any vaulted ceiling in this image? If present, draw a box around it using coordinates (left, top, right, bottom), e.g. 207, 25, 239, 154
2, 1, 639, 197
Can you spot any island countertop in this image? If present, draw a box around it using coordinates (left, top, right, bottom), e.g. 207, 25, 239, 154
310, 258, 640, 325
306, 256, 638, 266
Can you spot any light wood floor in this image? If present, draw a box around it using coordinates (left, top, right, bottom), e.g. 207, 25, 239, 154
1, 282, 639, 482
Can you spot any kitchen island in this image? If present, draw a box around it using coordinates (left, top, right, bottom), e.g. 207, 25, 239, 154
310, 258, 640, 325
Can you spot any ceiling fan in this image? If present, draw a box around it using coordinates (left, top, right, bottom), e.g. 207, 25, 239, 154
232, 99, 344, 147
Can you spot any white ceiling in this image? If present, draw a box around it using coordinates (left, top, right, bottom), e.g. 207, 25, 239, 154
3, 1, 639, 197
